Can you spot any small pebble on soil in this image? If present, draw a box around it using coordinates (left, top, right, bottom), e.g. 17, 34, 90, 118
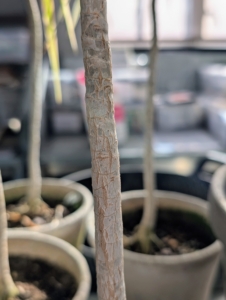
7, 192, 82, 229
123, 208, 214, 255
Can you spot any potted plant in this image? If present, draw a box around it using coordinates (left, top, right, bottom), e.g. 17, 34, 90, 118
0, 171, 91, 300
3, 0, 93, 247
84, 0, 223, 299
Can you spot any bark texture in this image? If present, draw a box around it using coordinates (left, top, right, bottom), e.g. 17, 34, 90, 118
80, 0, 126, 299
0, 172, 18, 299
27, 0, 43, 207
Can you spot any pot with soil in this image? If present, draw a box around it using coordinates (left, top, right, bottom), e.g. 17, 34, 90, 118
3, 0, 92, 249
87, 190, 222, 300
4, 178, 93, 246
7, 230, 91, 300
63, 164, 213, 292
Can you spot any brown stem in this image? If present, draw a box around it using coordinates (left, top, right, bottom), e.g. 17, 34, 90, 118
26, 0, 43, 209
80, 0, 126, 299
0, 172, 19, 300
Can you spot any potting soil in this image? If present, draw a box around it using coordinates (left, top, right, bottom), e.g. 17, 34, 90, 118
123, 208, 216, 255
9, 256, 77, 300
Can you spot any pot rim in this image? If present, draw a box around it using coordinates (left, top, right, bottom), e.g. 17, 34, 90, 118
63, 165, 144, 181
63, 165, 188, 182
4, 178, 93, 233
210, 164, 226, 214
87, 190, 222, 265
7, 230, 91, 300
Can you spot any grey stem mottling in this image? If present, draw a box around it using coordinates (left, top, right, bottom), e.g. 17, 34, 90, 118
80, 0, 126, 299
141, 0, 158, 231
0, 172, 19, 300
27, 0, 43, 205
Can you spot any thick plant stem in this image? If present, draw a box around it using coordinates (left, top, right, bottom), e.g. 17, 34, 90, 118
0, 172, 19, 300
137, 0, 158, 253
80, 0, 126, 299
26, 0, 43, 210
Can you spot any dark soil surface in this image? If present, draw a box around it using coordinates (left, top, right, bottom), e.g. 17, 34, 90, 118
123, 208, 216, 255
7, 191, 82, 228
9, 256, 77, 300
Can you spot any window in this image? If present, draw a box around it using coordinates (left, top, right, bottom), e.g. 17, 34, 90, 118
202, 0, 226, 40
107, 0, 188, 42
142, 0, 188, 41
107, 0, 139, 41
107, 0, 226, 44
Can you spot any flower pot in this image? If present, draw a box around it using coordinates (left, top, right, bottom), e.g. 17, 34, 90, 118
209, 164, 226, 296
8, 230, 91, 300
87, 190, 222, 300
4, 178, 93, 246
63, 164, 209, 200
81, 244, 96, 292
209, 164, 226, 249
63, 164, 212, 292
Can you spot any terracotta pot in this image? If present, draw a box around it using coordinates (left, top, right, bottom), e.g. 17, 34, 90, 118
87, 190, 222, 300
8, 230, 91, 300
4, 178, 93, 246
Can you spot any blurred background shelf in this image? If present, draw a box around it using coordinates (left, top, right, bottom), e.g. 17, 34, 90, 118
40, 129, 221, 178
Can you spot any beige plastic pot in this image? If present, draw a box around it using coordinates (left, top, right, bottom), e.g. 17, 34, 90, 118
8, 230, 91, 300
209, 164, 226, 296
87, 190, 222, 300
209, 164, 226, 247
4, 178, 93, 246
